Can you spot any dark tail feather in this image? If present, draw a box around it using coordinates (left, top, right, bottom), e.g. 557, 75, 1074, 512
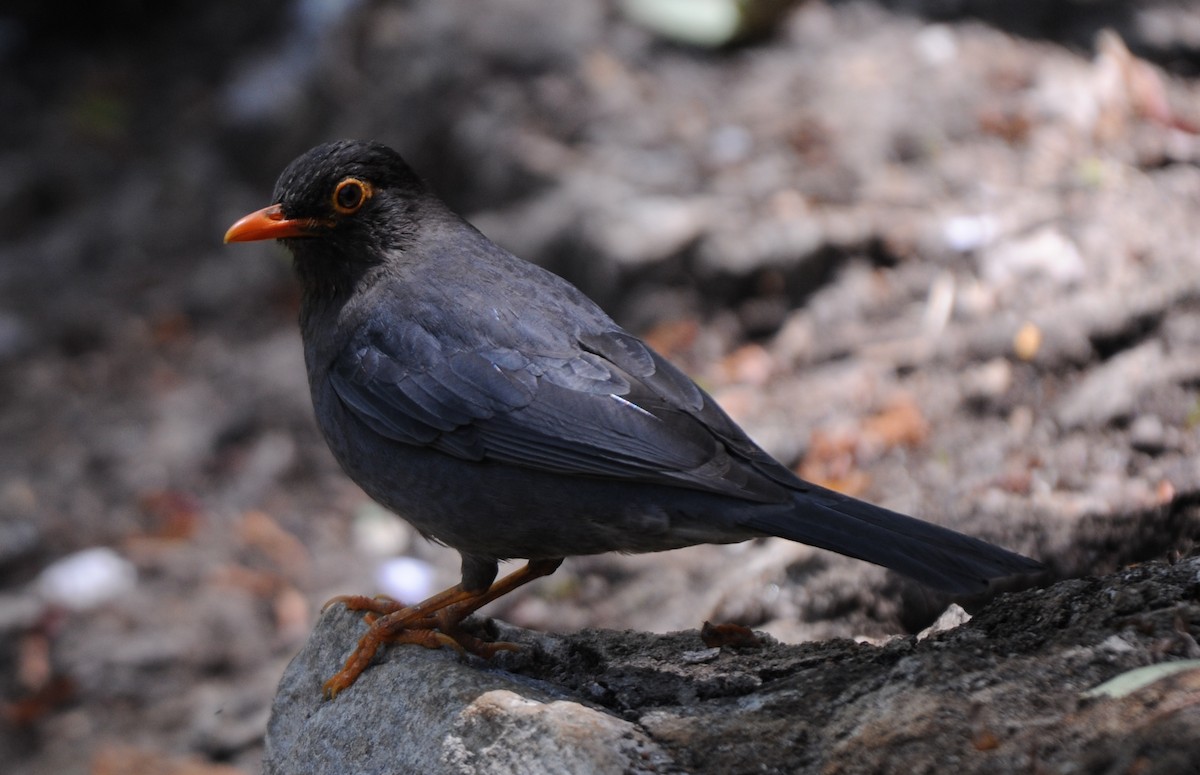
741, 484, 1043, 595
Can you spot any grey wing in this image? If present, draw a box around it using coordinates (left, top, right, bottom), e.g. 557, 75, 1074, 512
331, 324, 794, 503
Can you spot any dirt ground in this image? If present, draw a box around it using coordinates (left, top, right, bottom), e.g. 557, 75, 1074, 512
2, 1, 1200, 773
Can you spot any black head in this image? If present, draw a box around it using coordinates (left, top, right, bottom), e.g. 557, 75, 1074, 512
225, 140, 431, 293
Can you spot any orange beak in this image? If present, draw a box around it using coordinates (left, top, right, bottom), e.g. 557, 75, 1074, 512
224, 204, 331, 243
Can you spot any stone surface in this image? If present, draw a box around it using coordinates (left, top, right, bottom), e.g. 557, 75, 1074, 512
266, 557, 1200, 774
264, 609, 672, 774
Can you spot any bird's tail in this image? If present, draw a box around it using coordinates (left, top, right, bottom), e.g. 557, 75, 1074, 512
740, 485, 1042, 595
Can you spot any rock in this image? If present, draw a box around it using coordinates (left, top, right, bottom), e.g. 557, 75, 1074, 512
35, 546, 137, 612
586, 195, 711, 267
619, 0, 798, 49
1056, 341, 1167, 428
263, 610, 673, 774
264, 557, 1200, 774
1055, 341, 1200, 429
1129, 413, 1168, 454
441, 690, 671, 774
980, 227, 1086, 289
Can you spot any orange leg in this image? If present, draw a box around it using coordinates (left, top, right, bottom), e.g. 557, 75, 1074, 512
322, 558, 562, 698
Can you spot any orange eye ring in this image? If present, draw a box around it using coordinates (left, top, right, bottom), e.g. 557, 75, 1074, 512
332, 177, 372, 214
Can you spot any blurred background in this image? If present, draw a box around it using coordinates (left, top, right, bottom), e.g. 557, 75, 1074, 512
3, 0, 1200, 772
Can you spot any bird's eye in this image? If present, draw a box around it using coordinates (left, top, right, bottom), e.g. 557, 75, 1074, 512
332, 178, 372, 214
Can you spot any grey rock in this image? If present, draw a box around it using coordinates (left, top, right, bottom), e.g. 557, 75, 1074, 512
1057, 341, 1200, 429
1129, 413, 1167, 454
265, 558, 1200, 774
1056, 341, 1168, 429
264, 608, 675, 774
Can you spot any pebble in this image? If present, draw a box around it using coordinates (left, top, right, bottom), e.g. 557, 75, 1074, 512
375, 557, 435, 603
36, 547, 136, 611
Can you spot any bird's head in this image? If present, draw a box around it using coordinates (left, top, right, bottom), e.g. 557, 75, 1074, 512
225, 140, 429, 294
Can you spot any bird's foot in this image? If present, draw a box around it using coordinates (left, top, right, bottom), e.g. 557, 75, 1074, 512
321, 620, 464, 699
321, 559, 562, 699
433, 612, 521, 659
321, 593, 407, 616
320, 605, 518, 699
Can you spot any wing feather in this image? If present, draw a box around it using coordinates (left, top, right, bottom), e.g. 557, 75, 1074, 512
330, 321, 794, 503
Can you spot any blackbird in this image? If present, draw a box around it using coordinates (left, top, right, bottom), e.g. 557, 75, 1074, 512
225, 140, 1042, 697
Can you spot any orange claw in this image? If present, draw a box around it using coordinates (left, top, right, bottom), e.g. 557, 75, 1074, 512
321, 559, 562, 699
321, 627, 464, 699
321, 593, 406, 614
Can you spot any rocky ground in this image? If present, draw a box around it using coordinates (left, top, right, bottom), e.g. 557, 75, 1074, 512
268, 556, 1200, 774
2, 1, 1200, 773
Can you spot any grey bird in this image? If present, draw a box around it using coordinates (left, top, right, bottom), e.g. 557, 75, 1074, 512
225, 140, 1042, 697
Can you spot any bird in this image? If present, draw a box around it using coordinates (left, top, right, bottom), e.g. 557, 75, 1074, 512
225, 140, 1042, 698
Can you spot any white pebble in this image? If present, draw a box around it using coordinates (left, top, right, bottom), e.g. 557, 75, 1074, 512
353, 502, 411, 556
375, 557, 435, 603
37, 547, 136, 611
915, 25, 958, 66
941, 214, 998, 252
